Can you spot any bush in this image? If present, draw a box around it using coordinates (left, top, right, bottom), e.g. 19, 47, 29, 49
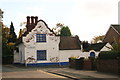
98, 51, 120, 60
69, 56, 79, 60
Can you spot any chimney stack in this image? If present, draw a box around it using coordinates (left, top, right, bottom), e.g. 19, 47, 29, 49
31, 16, 34, 24
26, 16, 30, 30
26, 16, 30, 25
26, 16, 38, 31
35, 16, 38, 24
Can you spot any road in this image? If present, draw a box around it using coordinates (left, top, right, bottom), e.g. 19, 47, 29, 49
2, 65, 68, 80
2, 65, 119, 80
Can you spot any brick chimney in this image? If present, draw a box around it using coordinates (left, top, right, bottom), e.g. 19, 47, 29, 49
31, 16, 34, 24
34, 16, 38, 24
26, 16, 38, 31
26, 16, 30, 25
26, 16, 30, 30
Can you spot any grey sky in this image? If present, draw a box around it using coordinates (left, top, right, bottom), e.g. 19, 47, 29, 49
0, 0, 119, 42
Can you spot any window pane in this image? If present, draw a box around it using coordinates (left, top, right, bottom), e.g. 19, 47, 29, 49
36, 34, 46, 42
37, 50, 46, 60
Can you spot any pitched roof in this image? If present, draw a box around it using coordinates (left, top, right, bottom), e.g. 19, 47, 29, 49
59, 36, 81, 50
15, 19, 55, 46
111, 24, 120, 35
83, 42, 107, 52
15, 17, 82, 50
22, 19, 55, 37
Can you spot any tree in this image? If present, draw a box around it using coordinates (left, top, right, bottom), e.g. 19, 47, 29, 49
52, 23, 72, 36
8, 22, 17, 43
91, 35, 105, 43
82, 41, 89, 48
81, 41, 89, 52
2, 24, 14, 64
52, 23, 64, 35
2, 25, 10, 44
112, 42, 120, 52
60, 26, 71, 36
2, 25, 10, 57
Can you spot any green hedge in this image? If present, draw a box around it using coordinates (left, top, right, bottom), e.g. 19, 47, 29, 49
98, 51, 120, 60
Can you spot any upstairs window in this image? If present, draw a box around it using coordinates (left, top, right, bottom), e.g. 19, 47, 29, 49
36, 34, 46, 42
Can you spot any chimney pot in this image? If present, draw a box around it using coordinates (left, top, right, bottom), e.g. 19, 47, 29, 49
26, 16, 30, 31
26, 16, 30, 25
31, 16, 34, 24
35, 16, 38, 24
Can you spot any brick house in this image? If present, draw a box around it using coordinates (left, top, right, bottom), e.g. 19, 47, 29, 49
103, 24, 120, 45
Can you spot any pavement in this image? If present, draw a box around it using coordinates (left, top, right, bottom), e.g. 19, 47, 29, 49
44, 68, 120, 80
2, 65, 120, 80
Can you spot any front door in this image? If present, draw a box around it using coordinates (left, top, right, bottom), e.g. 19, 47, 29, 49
90, 52, 95, 58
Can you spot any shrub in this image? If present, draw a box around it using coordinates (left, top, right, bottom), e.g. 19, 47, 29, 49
69, 56, 79, 60
112, 42, 120, 52
98, 51, 120, 60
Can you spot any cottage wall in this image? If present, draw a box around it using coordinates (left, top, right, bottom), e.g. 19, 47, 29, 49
59, 50, 81, 62
14, 43, 25, 63
24, 36, 60, 63
22, 21, 60, 63
19, 43, 25, 63
100, 43, 112, 51
59, 50, 100, 62
83, 51, 100, 58
14, 51, 19, 63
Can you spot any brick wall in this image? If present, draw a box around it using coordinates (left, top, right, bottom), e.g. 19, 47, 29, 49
97, 60, 120, 74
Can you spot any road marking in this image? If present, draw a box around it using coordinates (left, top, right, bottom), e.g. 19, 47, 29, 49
37, 70, 66, 78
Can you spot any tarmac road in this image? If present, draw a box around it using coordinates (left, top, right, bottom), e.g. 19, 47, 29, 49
2, 65, 68, 80
2, 65, 119, 80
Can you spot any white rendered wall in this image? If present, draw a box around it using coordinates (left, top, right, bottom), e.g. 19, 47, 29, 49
14, 51, 19, 63
59, 50, 81, 62
19, 43, 25, 63
58, 50, 100, 62
59, 50, 100, 62
14, 43, 25, 63
24, 36, 60, 63
22, 21, 60, 63
100, 43, 112, 51
83, 51, 100, 58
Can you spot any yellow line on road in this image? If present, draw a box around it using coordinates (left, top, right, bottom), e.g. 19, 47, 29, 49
37, 70, 66, 78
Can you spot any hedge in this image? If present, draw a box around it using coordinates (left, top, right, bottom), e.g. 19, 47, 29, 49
98, 51, 120, 60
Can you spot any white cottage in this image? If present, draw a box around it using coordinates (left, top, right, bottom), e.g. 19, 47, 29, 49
14, 16, 112, 66
81, 42, 112, 58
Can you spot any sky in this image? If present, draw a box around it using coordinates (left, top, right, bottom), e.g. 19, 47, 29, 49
0, 0, 119, 42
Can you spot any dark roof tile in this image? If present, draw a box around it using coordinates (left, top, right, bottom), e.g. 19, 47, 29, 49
111, 24, 120, 35
83, 42, 107, 52
59, 36, 81, 50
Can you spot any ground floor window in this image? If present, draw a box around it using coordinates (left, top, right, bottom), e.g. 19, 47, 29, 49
37, 50, 47, 60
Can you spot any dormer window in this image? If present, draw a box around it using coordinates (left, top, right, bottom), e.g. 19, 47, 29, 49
36, 34, 46, 42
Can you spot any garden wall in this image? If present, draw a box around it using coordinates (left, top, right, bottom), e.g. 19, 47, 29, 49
69, 58, 96, 70
97, 60, 120, 74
